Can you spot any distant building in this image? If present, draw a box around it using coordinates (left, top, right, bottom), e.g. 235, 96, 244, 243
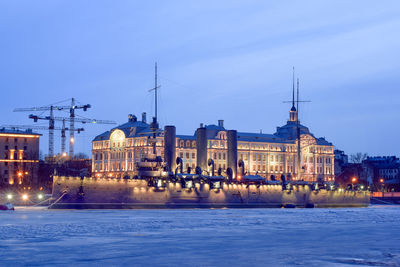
0, 128, 40, 186
362, 156, 400, 191
334, 149, 348, 176
92, 103, 335, 182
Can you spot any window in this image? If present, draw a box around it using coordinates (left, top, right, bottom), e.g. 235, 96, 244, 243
5, 146, 8, 150
192, 153, 195, 159
14, 138, 18, 143
24, 146, 27, 151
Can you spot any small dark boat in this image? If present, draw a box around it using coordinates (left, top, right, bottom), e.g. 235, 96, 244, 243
0, 203, 14, 211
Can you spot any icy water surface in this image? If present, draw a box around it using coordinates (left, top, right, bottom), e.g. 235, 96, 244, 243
1, 206, 400, 266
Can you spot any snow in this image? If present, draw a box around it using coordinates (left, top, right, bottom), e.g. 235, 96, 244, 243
1, 206, 400, 266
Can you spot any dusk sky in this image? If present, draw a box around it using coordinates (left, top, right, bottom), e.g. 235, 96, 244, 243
1, 1, 399, 157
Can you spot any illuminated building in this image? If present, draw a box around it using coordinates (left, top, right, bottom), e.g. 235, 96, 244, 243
92, 105, 335, 182
0, 128, 40, 185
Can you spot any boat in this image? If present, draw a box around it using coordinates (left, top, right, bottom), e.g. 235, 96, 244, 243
49, 125, 369, 209
0, 203, 14, 211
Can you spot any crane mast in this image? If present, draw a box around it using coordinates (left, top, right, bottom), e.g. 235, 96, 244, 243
14, 98, 114, 158
70, 98, 75, 157
49, 106, 55, 156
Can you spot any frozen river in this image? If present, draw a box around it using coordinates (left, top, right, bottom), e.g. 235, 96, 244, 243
1, 206, 400, 266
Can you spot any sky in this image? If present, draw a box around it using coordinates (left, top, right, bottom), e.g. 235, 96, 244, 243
0, 0, 399, 157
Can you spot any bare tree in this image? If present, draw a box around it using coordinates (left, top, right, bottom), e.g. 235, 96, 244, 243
350, 153, 368, 163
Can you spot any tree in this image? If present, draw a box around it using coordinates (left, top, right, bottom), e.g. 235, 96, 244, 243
350, 153, 368, 164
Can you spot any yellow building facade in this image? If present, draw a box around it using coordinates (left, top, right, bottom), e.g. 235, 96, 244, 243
92, 108, 335, 182
0, 129, 40, 186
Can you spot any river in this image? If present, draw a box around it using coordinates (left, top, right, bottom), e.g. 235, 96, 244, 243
1, 206, 399, 266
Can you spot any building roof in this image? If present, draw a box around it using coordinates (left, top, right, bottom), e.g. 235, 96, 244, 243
0, 128, 41, 136
274, 121, 311, 140
237, 132, 292, 144
176, 134, 195, 140
92, 113, 333, 147
93, 118, 154, 141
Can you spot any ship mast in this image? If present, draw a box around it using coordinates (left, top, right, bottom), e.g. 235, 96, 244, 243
296, 78, 301, 181
149, 62, 161, 155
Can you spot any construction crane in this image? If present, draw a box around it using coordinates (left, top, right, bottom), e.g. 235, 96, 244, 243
14, 99, 90, 157
1, 124, 84, 156
28, 114, 115, 157
14, 98, 114, 157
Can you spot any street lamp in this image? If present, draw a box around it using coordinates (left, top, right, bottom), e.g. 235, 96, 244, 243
380, 178, 385, 193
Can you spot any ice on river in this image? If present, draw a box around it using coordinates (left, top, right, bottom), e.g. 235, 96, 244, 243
1, 206, 400, 266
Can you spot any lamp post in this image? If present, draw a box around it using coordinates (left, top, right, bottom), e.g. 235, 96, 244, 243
379, 178, 385, 195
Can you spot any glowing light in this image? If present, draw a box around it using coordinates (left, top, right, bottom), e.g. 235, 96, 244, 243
237, 175, 241, 180
37, 194, 43, 200
380, 178, 384, 183
351, 177, 357, 183
17, 172, 23, 177
62, 152, 67, 157
70, 137, 75, 144
22, 194, 28, 200
24, 171, 28, 175
6, 194, 12, 200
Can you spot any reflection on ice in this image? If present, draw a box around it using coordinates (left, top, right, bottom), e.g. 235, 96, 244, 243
1, 206, 400, 266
